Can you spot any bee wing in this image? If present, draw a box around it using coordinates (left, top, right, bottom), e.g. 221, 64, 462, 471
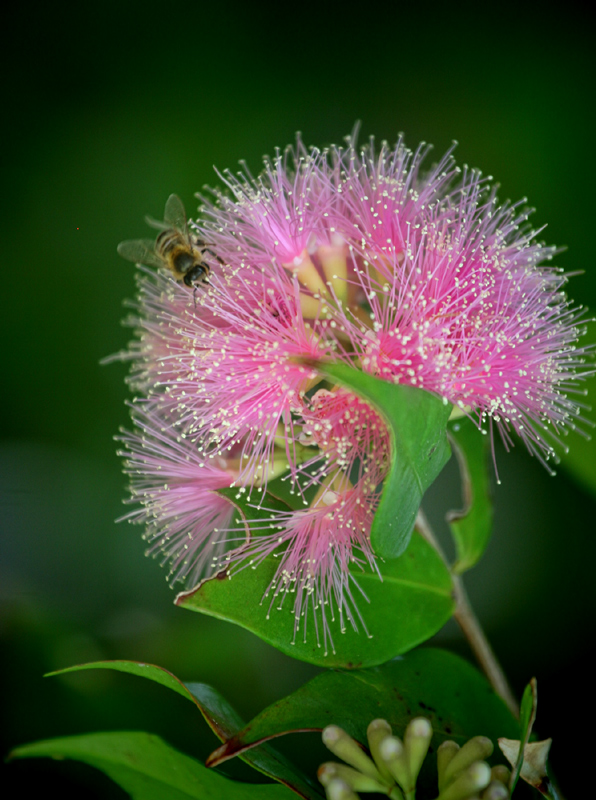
144, 215, 169, 232
163, 193, 188, 232
117, 238, 162, 268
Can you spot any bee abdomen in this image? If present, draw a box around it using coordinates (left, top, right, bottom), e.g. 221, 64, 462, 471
155, 229, 181, 255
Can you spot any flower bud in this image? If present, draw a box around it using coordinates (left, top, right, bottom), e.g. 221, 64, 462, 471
437, 740, 460, 792
366, 719, 395, 783
490, 765, 511, 786
443, 736, 493, 785
404, 717, 433, 783
481, 780, 510, 799
322, 725, 383, 782
318, 763, 339, 788
438, 761, 492, 800
324, 777, 360, 800
379, 735, 411, 792
318, 762, 389, 793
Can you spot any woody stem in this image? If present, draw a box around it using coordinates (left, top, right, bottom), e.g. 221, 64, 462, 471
415, 508, 519, 719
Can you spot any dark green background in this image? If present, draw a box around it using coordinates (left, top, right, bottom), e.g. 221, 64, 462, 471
2, 1, 595, 796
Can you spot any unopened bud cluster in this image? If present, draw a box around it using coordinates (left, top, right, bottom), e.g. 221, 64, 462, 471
318, 718, 512, 800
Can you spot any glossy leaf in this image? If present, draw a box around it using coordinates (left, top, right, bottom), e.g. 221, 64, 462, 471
206, 648, 519, 773
9, 731, 294, 800
47, 660, 321, 799
177, 528, 454, 669
446, 418, 493, 573
316, 362, 452, 558
48, 659, 192, 699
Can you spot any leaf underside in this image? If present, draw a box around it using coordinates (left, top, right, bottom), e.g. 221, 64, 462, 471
447, 417, 493, 573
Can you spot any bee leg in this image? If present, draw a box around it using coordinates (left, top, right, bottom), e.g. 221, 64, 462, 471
203, 247, 226, 265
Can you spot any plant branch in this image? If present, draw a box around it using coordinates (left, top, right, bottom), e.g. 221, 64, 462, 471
416, 509, 519, 719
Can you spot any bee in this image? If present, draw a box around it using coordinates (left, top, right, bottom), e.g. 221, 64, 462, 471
117, 193, 222, 288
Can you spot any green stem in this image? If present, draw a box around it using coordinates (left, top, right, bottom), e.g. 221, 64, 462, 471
451, 576, 519, 718
415, 509, 519, 719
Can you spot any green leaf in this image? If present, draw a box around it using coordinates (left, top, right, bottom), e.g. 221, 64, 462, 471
47, 660, 321, 799
184, 683, 322, 799
266, 472, 315, 511
177, 527, 454, 668
316, 362, 452, 558
206, 648, 519, 783
47, 659, 193, 700
446, 418, 493, 573
510, 677, 538, 793
9, 731, 295, 800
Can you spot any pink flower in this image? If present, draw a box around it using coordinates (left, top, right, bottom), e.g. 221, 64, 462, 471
337, 167, 588, 468
118, 406, 241, 588
222, 483, 382, 655
203, 139, 334, 268
296, 388, 389, 488
116, 133, 590, 645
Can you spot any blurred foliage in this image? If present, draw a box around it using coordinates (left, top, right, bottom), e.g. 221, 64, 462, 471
11, 731, 297, 800
1, 0, 594, 797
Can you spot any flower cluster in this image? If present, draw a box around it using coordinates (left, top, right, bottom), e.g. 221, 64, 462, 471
318, 718, 512, 800
116, 133, 589, 649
